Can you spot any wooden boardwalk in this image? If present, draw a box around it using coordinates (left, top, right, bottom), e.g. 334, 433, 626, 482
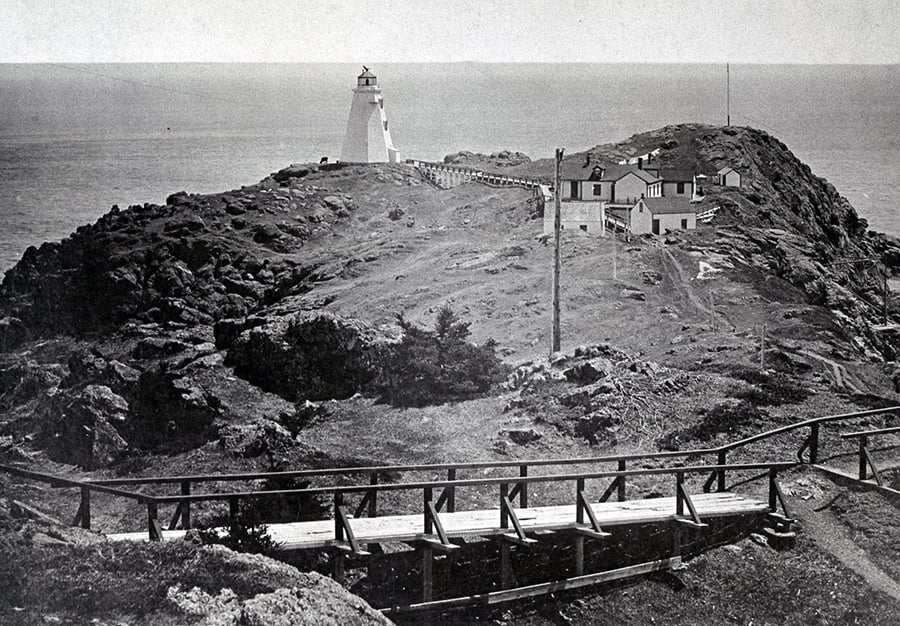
108, 491, 768, 550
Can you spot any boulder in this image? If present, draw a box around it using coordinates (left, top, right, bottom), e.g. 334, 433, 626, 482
564, 357, 613, 385
218, 419, 295, 458
225, 311, 388, 402
42, 385, 129, 469
506, 428, 542, 445
241, 579, 391, 626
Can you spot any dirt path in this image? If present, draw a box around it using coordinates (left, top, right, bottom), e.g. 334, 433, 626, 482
659, 247, 721, 324
792, 498, 900, 602
797, 349, 864, 394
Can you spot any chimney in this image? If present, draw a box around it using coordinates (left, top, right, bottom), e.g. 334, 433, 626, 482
585, 154, 590, 166
638, 157, 643, 170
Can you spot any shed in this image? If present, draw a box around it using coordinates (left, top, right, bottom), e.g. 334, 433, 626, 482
629, 197, 698, 236
717, 167, 741, 187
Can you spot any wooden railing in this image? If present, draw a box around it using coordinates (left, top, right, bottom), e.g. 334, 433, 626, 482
406, 159, 546, 190
1, 406, 897, 538
839, 424, 900, 486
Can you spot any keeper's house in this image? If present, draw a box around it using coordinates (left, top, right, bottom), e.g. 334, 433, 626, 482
628, 196, 698, 235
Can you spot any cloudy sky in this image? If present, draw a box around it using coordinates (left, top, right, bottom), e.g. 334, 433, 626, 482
4, 0, 899, 64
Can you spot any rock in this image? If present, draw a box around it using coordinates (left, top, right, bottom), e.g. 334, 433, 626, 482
621, 288, 646, 301
218, 419, 295, 458
0, 357, 62, 405
574, 411, 622, 445
564, 357, 613, 385
41, 385, 129, 469
241, 580, 391, 626
506, 428, 542, 445
387, 206, 405, 221
642, 270, 663, 285
132, 337, 194, 359
225, 311, 391, 402
322, 195, 346, 211
0, 316, 29, 351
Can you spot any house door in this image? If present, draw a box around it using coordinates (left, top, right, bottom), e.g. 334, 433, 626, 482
652, 219, 660, 235
569, 181, 579, 199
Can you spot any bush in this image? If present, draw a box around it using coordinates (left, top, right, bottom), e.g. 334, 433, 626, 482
196, 501, 281, 556
377, 305, 507, 407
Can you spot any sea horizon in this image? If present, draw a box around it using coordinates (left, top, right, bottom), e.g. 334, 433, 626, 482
1, 62, 899, 272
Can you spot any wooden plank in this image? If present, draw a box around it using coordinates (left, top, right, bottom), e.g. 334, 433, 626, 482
840, 425, 900, 439
382, 556, 683, 614
107, 493, 768, 549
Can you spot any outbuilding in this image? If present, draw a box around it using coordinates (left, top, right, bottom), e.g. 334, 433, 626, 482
629, 197, 698, 235
717, 166, 741, 187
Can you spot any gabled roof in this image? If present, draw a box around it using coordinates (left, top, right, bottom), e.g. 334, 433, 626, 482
635, 197, 697, 215
658, 168, 695, 183
717, 166, 737, 175
559, 160, 603, 181
616, 168, 661, 184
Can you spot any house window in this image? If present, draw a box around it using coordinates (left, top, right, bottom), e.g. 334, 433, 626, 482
592, 184, 602, 196
676, 182, 685, 194
681, 218, 688, 229
638, 203, 643, 213
570, 181, 579, 198
579, 224, 588, 232
384, 121, 388, 131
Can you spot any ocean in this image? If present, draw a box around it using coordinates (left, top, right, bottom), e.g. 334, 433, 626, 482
1, 63, 898, 273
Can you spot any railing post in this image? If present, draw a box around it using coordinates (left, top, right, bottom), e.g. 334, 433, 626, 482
617, 459, 627, 501
500, 483, 509, 529
229, 497, 239, 533
447, 468, 456, 513
676, 471, 685, 516
576, 477, 585, 524
368, 472, 378, 518
180, 481, 191, 529
424, 487, 433, 535
717, 449, 727, 491
858, 436, 868, 481
809, 423, 819, 464
519, 465, 528, 508
80, 486, 91, 530
333, 491, 346, 584
768, 467, 778, 512
147, 501, 160, 541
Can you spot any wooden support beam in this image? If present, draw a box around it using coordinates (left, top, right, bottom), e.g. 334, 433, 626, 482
574, 535, 584, 576
576, 489, 611, 537
677, 482, 707, 528
382, 556, 683, 614
858, 436, 869, 481
617, 460, 627, 501
180, 481, 191, 529
716, 450, 727, 492
861, 444, 884, 487
422, 545, 433, 602
500, 542, 513, 590
598, 476, 621, 503
147, 501, 162, 541
499, 494, 537, 545
424, 501, 458, 551
335, 505, 367, 555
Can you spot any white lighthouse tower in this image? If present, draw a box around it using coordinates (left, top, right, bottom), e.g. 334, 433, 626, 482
340, 67, 399, 164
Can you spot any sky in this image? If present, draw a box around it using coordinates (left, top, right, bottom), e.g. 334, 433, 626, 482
3, 0, 900, 64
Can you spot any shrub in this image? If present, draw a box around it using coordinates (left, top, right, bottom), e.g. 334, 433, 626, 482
196, 501, 281, 556
377, 305, 507, 406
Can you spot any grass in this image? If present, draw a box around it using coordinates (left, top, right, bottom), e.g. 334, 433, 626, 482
0, 537, 310, 621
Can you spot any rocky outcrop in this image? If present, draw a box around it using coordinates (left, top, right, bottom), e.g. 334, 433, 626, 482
222, 310, 390, 402
40, 384, 129, 469
443, 149, 531, 168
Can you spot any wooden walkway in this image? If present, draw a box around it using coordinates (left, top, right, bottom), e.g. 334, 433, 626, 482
108, 491, 769, 550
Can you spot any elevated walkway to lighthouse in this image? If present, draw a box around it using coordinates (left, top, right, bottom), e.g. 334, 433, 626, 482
407, 159, 547, 191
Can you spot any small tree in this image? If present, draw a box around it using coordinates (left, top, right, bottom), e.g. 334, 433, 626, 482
378, 306, 507, 406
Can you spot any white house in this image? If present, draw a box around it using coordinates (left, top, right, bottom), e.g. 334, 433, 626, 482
717, 166, 741, 187
340, 67, 400, 163
629, 197, 698, 235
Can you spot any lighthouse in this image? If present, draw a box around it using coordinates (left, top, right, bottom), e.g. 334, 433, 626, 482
340, 67, 399, 164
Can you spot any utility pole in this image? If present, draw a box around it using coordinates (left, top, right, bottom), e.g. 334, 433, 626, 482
760, 323, 767, 370
726, 62, 731, 127
883, 267, 889, 325
551, 148, 563, 355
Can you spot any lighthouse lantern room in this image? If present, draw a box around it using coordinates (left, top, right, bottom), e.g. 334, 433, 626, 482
340, 67, 399, 164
